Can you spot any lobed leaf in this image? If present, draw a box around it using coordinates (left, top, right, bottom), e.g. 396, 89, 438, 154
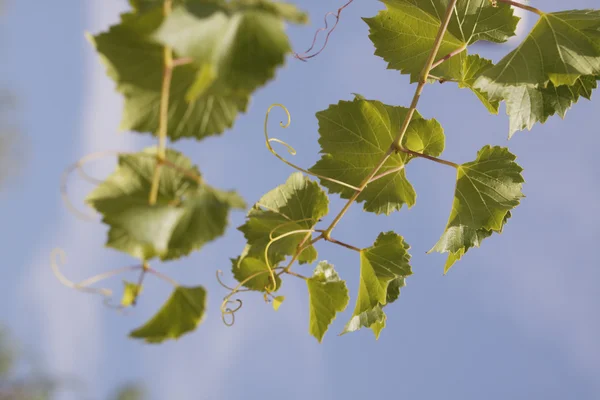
130, 285, 207, 343
310, 95, 444, 215
86, 147, 245, 261
475, 10, 600, 98
90, 1, 305, 141
365, 0, 517, 111
430, 146, 524, 273
306, 261, 349, 342
342, 232, 412, 338
233, 173, 328, 292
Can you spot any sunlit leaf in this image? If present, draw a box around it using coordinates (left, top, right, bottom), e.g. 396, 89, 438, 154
130, 285, 206, 343
310, 96, 444, 215
430, 146, 524, 273
342, 232, 411, 338
121, 281, 143, 307
306, 261, 349, 342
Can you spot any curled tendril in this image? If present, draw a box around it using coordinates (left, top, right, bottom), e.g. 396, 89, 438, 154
216, 269, 237, 291
293, 0, 355, 61
51, 248, 141, 306
219, 269, 279, 326
264, 104, 360, 191
221, 299, 243, 326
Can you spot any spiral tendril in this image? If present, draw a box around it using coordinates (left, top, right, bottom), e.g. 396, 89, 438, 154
264, 104, 360, 191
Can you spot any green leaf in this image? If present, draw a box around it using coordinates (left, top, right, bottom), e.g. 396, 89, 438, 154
342, 232, 412, 338
459, 55, 500, 114
86, 147, 245, 261
504, 76, 598, 137
364, 0, 517, 82
130, 285, 206, 343
430, 146, 524, 273
237, 172, 328, 266
306, 261, 350, 342
272, 295, 285, 311
231, 255, 282, 291
310, 96, 444, 215
121, 281, 143, 307
364, 0, 516, 111
475, 10, 600, 99
89, 2, 304, 141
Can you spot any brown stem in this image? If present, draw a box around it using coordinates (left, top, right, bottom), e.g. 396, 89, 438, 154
398, 148, 459, 169
323, 236, 361, 252
172, 57, 194, 67
495, 0, 542, 15
430, 44, 467, 70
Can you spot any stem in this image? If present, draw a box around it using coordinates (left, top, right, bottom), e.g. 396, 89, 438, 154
322, 0, 458, 238
323, 148, 393, 237
495, 0, 542, 15
149, 0, 175, 206
146, 267, 179, 288
172, 57, 193, 67
431, 43, 467, 70
369, 164, 405, 184
399, 148, 459, 169
393, 0, 458, 150
323, 236, 361, 252
284, 270, 309, 280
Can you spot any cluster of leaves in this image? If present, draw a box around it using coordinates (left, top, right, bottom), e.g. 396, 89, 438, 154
227, 0, 599, 342
62, 0, 600, 344
76, 0, 307, 343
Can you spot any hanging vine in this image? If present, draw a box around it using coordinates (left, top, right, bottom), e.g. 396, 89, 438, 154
54, 0, 600, 343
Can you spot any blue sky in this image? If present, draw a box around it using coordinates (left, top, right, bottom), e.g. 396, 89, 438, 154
2, 1, 600, 399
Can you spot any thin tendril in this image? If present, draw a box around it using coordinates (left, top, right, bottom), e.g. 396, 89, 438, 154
264, 229, 314, 291
293, 0, 355, 61
268, 218, 315, 241
264, 104, 360, 191
220, 269, 281, 326
216, 270, 237, 291
50, 248, 141, 302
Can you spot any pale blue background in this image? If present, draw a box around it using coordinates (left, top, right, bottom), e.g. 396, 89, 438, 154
1, 1, 599, 399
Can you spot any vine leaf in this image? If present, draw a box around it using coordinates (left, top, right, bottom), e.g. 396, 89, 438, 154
89, 3, 305, 141
310, 96, 444, 215
430, 146, 524, 273
156, 1, 307, 102
503, 76, 598, 137
475, 10, 600, 100
86, 147, 245, 261
237, 172, 328, 267
459, 55, 500, 114
272, 296, 285, 311
342, 232, 412, 339
306, 261, 350, 343
364, 0, 517, 81
231, 255, 282, 291
121, 281, 143, 307
130, 285, 206, 343
365, 0, 516, 111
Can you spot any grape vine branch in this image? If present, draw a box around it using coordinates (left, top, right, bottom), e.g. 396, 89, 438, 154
53, 0, 600, 343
